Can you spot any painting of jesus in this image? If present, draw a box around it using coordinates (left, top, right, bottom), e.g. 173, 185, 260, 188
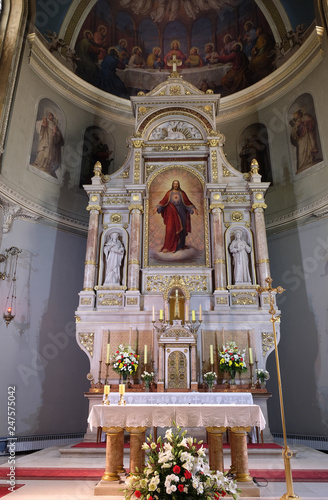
148, 168, 205, 266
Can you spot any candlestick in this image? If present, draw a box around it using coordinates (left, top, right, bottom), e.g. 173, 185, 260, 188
98, 360, 102, 384
106, 343, 110, 364
159, 309, 163, 320
152, 305, 155, 322
249, 347, 253, 364
104, 384, 110, 394
249, 362, 254, 389
104, 362, 110, 385
119, 383, 125, 395
210, 344, 214, 365
107, 330, 110, 344
192, 310, 196, 322
144, 344, 147, 365
199, 304, 202, 321
118, 384, 126, 405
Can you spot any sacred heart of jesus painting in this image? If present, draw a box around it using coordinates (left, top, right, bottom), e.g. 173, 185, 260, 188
148, 167, 205, 266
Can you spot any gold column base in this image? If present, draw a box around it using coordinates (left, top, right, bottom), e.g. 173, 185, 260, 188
117, 466, 126, 474
101, 471, 120, 481
280, 495, 301, 500
235, 472, 253, 482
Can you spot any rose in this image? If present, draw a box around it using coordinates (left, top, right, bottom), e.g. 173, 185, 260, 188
184, 470, 192, 479
178, 484, 184, 492
173, 465, 181, 474
135, 491, 141, 498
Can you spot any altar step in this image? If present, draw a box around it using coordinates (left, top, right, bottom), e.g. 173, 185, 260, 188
59, 442, 284, 459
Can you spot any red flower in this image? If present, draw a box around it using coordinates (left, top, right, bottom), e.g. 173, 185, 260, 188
240, 357, 243, 361
116, 351, 119, 354
124, 363, 127, 367
148, 497, 153, 500
184, 470, 192, 479
134, 354, 138, 358
214, 493, 220, 499
173, 465, 181, 474
131, 362, 134, 365
178, 484, 184, 492
135, 491, 141, 498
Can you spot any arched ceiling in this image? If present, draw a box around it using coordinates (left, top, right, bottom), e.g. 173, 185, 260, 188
31, 0, 317, 100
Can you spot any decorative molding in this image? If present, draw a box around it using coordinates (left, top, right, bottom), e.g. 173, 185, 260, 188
78, 332, 94, 357
0, 195, 40, 233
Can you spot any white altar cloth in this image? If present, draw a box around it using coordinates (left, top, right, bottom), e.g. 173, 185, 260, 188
102, 392, 253, 405
88, 404, 266, 431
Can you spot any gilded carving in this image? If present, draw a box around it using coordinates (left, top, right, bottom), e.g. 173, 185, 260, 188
211, 150, 218, 182
208, 139, 220, 147
86, 204, 101, 212
231, 211, 243, 222
129, 204, 143, 213
163, 275, 191, 300
91, 195, 98, 202
213, 193, 221, 200
223, 196, 248, 203
98, 293, 123, 306
231, 292, 257, 305
262, 331, 274, 355
79, 332, 94, 357
134, 150, 141, 183
170, 85, 181, 95
255, 193, 263, 200
258, 258, 270, 264
104, 195, 130, 205
252, 203, 267, 211
209, 203, 224, 212
81, 298, 92, 305
214, 259, 225, 264
85, 260, 96, 266
75, 315, 81, 322
154, 144, 196, 151
147, 275, 208, 293
216, 297, 228, 304
128, 259, 140, 265
132, 140, 144, 148
222, 166, 235, 177
163, 329, 193, 339
126, 297, 138, 305
118, 168, 130, 179
110, 213, 122, 223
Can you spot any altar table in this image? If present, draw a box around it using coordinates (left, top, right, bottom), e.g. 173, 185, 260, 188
88, 403, 265, 484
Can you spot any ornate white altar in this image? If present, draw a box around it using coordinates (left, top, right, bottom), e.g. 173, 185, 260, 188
75, 69, 279, 437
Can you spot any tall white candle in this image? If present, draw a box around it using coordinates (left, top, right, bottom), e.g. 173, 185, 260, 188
210, 344, 214, 365
119, 384, 125, 395
249, 347, 253, 364
159, 309, 163, 320
192, 310, 196, 321
199, 304, 202, 321
144, 345, 147, 365
152, 305, 155, 322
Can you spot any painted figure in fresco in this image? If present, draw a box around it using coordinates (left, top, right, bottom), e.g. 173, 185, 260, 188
216, 42, 249, 94
154, 180, 199, 253
98, 48, 129, 99
164, 40, 186, 68
128, 46, 146, 68
147, 47, 165, 69
229, 230, 252, 284
32, 110, 64, 178
116, 39, 130, 65
75, 30, 100, 85
220, 34, 237, 56
248, 27, 276, 83
204, 43, 219, 65
104, 232, 125, 285
290, 109, 319, 173
93, 25, 109, 62
185, 47, 203, 68
242, 21, 257, 58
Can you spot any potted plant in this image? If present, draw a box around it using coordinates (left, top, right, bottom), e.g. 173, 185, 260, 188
255, 368, 269, 388
141, 371, 154, 391
203, 371, 217, 392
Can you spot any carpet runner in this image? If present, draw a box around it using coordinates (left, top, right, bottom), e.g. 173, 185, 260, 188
0, 484, 24, 498
0, 467, 327, 482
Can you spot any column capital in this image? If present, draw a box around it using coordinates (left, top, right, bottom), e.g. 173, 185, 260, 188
251, 203, 267, 212
129, 204, 143, 213
209, 203, 224, 213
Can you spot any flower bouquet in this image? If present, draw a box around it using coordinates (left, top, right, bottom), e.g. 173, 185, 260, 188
141, 371, 154, 391
111, 344, 139, 380
255, 369, 269, 387
124, 423, 239, 499
203, 371, 217, 391
219, 341, 247, 384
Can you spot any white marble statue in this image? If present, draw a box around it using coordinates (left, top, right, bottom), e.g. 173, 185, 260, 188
229, 229, 252, 284
103, 232, 124, 285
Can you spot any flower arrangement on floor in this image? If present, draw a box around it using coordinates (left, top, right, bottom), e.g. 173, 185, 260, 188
124, 423, 240, 500
255, 369, 269, 383
111, 344, 139, 379
219, 341, 247, 383
203, 371, 217, 390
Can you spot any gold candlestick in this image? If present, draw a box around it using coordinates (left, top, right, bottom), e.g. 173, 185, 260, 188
103, 385, 110, 405
249, 362, 255, 388
98, 360, 102, 384
258, 276, 301, 500
118, 384, 126, 405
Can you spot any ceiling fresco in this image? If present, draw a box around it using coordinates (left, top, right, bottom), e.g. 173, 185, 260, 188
34, 0, 316, 100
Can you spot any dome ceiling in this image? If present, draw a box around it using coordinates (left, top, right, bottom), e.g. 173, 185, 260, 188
33, 0, 316, 100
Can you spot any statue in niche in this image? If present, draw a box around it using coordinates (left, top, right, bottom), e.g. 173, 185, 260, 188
229, 229, 252, 284
31, 109, 64, 178
103, 232, 124, 285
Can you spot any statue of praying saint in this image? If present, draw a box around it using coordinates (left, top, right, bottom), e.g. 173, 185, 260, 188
229, 229, 252, 284
103, 232, 124, 285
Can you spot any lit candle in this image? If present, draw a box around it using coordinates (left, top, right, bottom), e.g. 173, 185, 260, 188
199, 304, 202, 321
152, 305, 155, 322
144, 345, 147, 365
106, 344, 110, 363
210, 345, 214, 365
192, 310, 196, 321
159, 309, 163, 320
249, 347, 253, 364
104, 385, 110, 395
119, 384, 125, 395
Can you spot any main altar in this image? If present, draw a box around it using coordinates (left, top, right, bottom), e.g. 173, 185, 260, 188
75, 67, 277, 439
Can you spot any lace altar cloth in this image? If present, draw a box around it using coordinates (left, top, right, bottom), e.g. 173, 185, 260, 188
88, 404, 266, 431
100, 392, 253, 405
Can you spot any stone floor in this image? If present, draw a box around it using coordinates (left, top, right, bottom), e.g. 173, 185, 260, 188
0, 444, 328, 499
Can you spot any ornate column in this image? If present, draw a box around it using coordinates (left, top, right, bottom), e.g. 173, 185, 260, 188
127, 206, 143, 292
211, 204, 226, 290
252, 205, 270, 287
126, 427, 146, 474
230, 427, 253, 482
78, 162, 103, 310
206, 426, 226, 473
117, 430, 125, 473
190, 344, 198, 391
157, 344, 165, 392
101, 426, 122, 481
